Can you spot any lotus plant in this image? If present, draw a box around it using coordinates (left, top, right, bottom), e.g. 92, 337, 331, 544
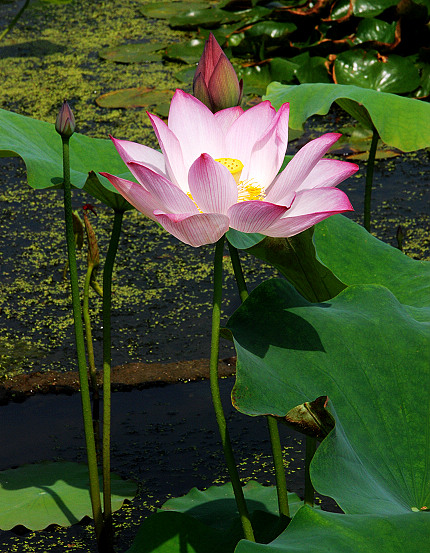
100, 90, 357, 248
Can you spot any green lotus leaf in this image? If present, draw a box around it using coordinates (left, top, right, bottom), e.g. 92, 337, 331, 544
330, 0, 351, 20
0, 461, 136, 530
354, 18, 396, 44
235, 508, 430, 553
162, 481, 305, 532
169, 7, 241, 29
95, 86, 173, 109
313, 215, 430, 309
415, 62, 430, 98
264, 82, 430, 151
164, 39, 205, 64
0, 108, 133, 199
139, 1, 207, 19
98, 42, 166, 63
290, 53, 330, 84
127, 482, 307, 552
237, 65, 273, 96
228, 282, 430, 512
334, 50, 420, 94
245, 21, 297, 39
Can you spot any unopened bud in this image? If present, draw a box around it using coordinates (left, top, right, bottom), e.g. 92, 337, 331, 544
193, 33, 243, 113
55, 100, 75, 138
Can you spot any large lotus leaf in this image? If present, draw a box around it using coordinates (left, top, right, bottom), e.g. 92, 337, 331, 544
235, 508, 430, 553
0, 108, 134, 207
334, 50, 420, 94
354, 18, 396, 44
95, 87, 173, 111
164, 39, 205, 64
162, 481, 305, 532
228, 281, 430, 515
127, 482, 301, 553
169, 7, 241, 29
313, 215, 430, 309
98, 42, 166, 63
0, 461, 137, 530
139, 1, 207, 19
415, 62, 430, 98
264, 82, 430, 151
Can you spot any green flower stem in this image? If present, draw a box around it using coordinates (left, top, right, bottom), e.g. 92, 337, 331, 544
304, 436, 317, 507
101, 209, 124, 540
267, 415, 290, 519
211, 237, 255, 542
61, 137, 103, 542
228, 243, 290, 521
0, 0, 30, 42
363, 127, 379, 232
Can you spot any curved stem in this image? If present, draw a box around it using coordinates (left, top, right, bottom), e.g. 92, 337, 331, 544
363, 127, 379, 232
61, 137, 103, 542
267, 415, 290, 520
0, 0, 30, 42
210, 237, 255, 542
101, 209, 124, 546
228, 242, 290, 521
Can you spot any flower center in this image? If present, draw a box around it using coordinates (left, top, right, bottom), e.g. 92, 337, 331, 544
215, 158, 264, 202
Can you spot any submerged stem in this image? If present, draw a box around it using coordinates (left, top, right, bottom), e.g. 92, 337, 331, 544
0, 0, 30, 42
363, 127, 379, 232
210, 237, 255, 542
101, 209, 124, 545
61, 137, 103, 542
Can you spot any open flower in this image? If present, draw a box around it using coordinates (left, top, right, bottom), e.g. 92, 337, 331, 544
100, 90, 357, 247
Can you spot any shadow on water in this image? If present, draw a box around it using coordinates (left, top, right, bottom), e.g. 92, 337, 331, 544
0, 40, 67, 59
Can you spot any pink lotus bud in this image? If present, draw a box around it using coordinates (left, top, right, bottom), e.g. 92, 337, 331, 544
193, 33, 243, 113
55, 100, 75, 138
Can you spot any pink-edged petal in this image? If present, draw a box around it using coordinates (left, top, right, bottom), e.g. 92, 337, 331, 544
246, 102, 290, 190
286, 187, 353, 217
263, 188, 353, 237
110, 136, 166, 177
265, 133, 342, 203
225, 100, 276, 168
167, 90, 225, 168
214, 106, 243, 134
127, 162, 199, 215
147, 112, 188, 190
294, 159, 359, 191
153, 211, 230, 247
99, 172, 162, 221
228, 200, 289, 234
188, 154, 238, 215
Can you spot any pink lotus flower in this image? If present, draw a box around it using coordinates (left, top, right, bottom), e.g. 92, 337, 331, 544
101, 90, 357, 248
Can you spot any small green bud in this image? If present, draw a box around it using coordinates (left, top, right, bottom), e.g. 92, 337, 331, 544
55, 100, 75, 138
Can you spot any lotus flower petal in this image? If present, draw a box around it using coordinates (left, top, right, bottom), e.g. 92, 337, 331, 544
110, 136, 166, 177
214, 106, 243, 134
153, 211, 230, 247
188, 154, 238, 215
99, 172, 161, 220
265, 133, 342, 203
228, 201, 289, 234
127, 161, 198, 214
167, 90, 225, 170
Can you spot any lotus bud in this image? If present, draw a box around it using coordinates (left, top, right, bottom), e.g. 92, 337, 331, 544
55, 100, 75, 138
193, 32, 243, 113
